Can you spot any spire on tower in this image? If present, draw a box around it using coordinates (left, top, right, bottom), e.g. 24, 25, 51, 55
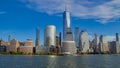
65, 5, 69, 12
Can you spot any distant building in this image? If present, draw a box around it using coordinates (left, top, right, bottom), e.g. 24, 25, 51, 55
35, 45, 45, 53
55, 34, 61, 53
6, 39, 20, 52
59, 32, 62, 46
63, 7, 71, 40
92, 33, 98, 53
0, 46, 6, 52
74, 27, 80, 48
79, 30, 90, 53
8, 35, 12, 42
24, 39, 34, 46
98, 35, 109, 53
44, 25, 56, 52
35, 28, 40, 46
62, 41, 76, 54
0, 40, 6, 52
18, 39, 34, 54
115, 33, 120, 53
109, 41, 116, 53
61, 28, 76, 55
61, 8, 76, 55
64, 28, 74, 41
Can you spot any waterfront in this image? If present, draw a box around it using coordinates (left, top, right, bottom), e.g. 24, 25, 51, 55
0, 55, 120, 68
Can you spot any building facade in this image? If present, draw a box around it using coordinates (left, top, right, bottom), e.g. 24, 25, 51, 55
79, 30, 90, 53
6, 39, 20, 52
63, 8, 71, 40
98, 35, 109, 53
115, 33, 120, 53
44, 25, 56, 52
35, 28, 40, 46
18, 39, 34, 54
62, 8, 76, 55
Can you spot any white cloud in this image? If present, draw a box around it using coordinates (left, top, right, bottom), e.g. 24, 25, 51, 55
107, 36, 116, 41
20, 0, 120, 24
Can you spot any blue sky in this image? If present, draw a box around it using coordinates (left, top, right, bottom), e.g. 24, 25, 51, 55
0, 0, 120, 44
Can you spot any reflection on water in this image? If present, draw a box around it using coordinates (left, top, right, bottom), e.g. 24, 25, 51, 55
0, 55, 120, 68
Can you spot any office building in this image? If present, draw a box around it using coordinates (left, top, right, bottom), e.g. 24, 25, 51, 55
18, 39, 34, 54
92, 33, 98, 53
109, 41, 116, 53
36, 45, 45, 53
74, 27, 80, 51
63, 7, 71, 40
62, 41, 76, 54
62, 8, 76, 55
79, 30, 90, 53
8, 34, 12, 42
98, 35, 109, 53
35, 28, 40, 46
44, 25, 56, 52
6, 39, 20, 52
115, 33, 120, 53
0, 40, 6, 52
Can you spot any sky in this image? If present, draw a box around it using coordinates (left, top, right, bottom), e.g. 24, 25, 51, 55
0, 0, 120, 44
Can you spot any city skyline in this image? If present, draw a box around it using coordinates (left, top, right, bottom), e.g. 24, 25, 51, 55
0, 0, 120, 44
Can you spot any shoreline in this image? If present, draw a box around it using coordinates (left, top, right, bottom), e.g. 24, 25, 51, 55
0, 53, 120, 56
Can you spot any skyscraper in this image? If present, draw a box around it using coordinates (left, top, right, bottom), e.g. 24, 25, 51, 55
62, 8, 76, 55
74, 27, 80, 48
92, 33, 98, 53
63, 8, 71, 40
35, 28, 40, 46
64, 28, 74, 41
79, 30, 90, 53
44, 25, 56, 51
116, 33, 119, 41
59, 32, 61, 46
8, 35, 12, 42
115, 33, 120, 53
99, 35, 109, 53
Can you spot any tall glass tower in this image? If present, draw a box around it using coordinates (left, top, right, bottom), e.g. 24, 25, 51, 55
63, 8, 71, 40
116, 33, 119, 41
8, 34, 12, 42
116, 33, 120, 53
44, 25, 56, 47
35, 28, 40, 46
74, 27, 79, 47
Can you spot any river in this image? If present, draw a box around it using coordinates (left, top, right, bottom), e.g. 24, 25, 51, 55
0, 55, 120, 68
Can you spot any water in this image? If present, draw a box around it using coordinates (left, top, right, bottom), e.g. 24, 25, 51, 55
0, 55, 120, 68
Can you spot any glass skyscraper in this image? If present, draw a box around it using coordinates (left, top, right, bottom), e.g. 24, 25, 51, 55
63, 8, 71, 40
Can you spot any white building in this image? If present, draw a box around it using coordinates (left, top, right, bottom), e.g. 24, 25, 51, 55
44, 25, 56, 52
79, 30, 90, 53
99, 35, 109, 53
